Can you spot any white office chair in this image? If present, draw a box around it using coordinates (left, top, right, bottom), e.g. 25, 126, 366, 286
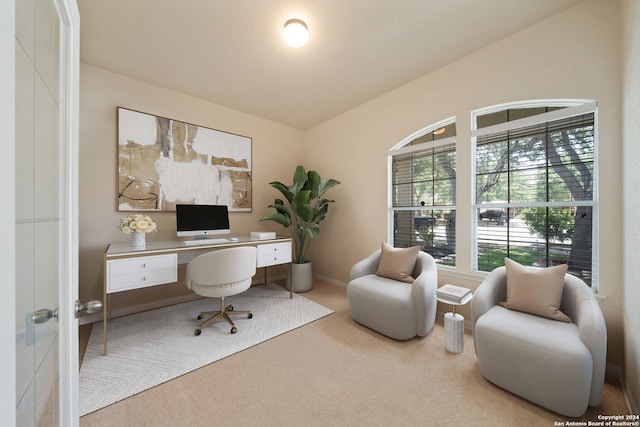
186, 246, 257, 336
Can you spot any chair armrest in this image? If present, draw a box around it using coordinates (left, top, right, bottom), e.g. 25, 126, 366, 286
561, 275, 607, 406
471, 266, 507, 357
471, 266, 507, 331
411, 252, 438, 336
349, 249, 382, 281
412, 252, 437, 296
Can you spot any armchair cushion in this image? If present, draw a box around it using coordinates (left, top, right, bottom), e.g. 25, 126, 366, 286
500, 257, 571, 322
375, 242, 420, 283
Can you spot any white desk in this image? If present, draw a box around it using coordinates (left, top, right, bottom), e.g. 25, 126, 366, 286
102, 235, 292, 355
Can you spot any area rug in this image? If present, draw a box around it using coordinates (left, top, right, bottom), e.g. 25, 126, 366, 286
79, 284, 334, 416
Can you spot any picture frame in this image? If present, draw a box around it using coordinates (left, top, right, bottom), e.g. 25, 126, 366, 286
117, 107, 252, 212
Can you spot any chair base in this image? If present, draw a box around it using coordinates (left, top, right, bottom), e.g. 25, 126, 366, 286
194, 296, 252, 336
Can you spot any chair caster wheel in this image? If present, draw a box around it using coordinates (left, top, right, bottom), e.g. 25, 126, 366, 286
197, 314, 203, 320
231, 326, 237, 334
228, 306, 234, 311
248, 313, 253, 319
194, 329, 201, 336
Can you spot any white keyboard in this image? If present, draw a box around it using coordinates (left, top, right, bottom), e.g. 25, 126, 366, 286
183, 238, 229, 246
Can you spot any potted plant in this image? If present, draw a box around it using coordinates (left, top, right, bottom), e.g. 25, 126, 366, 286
260, 165, 340, 292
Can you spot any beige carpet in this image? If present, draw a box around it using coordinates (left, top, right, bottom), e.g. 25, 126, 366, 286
79, 284, 333, 416
80, 281, 630, 427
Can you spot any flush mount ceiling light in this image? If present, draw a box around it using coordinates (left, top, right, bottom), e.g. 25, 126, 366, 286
283, 19, 309, 47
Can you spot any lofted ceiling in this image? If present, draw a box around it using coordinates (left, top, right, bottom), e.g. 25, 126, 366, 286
78, 0, 585, 130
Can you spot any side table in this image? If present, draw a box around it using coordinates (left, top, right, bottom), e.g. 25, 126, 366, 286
436, 290, 473, 353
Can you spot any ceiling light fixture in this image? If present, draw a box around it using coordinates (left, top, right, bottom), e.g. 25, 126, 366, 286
433, 127, 446, 135
283, 19, 309, 47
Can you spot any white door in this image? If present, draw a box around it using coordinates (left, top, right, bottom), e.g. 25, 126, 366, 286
0, 0, 17, 425
11, 0, 81, 425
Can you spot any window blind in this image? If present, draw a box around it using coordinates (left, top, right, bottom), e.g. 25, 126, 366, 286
391, 138, 456, 266
474, 108, 596, 286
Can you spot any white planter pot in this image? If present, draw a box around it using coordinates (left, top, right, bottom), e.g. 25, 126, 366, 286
287, 262, 313, 293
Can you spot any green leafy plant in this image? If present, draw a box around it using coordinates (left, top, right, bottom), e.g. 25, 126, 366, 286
260, 165, 340, 264
521, 207, 575, 242
417, 228, 434, 250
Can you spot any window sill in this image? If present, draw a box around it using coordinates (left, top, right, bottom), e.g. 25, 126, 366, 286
437, 266, 487, 285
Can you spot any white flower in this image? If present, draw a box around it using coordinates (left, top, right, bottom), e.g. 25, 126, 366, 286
118, 214, 157, 234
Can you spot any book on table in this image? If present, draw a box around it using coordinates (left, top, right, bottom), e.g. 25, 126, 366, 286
437, 284, 472, 303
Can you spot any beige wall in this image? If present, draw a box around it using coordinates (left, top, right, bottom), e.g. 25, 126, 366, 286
622, 0, 640, 414
305, 0, 625, 369
79, 64, 303, 312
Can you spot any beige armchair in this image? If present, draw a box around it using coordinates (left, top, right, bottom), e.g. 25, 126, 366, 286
347, 248, 438, 340
186, 246, 257, 336
471, 265, 607, 417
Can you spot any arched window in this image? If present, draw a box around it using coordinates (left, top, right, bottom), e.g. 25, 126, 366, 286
389, 119, 456, 266
472, 100, 597, 287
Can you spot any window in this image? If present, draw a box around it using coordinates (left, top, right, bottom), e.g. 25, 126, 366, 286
472, 101, 597, 287
389, 120, 456, 266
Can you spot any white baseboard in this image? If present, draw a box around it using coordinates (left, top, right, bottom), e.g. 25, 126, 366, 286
602, 362, 638, 415
628, 388, 639, 416
617, 375, 639, 415
313, 273, 347, 288
624, 387, 638, 416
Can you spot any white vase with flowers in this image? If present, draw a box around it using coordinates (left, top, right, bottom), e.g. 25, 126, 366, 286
118, 214, 157, 247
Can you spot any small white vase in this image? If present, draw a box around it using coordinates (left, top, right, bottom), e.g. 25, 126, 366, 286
131, 232, 146, 248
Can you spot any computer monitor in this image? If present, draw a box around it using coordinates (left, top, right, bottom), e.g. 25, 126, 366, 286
176, 204, 230, 239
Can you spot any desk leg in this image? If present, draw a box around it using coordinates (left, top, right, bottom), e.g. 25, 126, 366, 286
103, 293, 108, 356
289, 263, 293, 299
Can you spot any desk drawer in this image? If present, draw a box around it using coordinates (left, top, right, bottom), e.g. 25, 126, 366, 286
108, 268, 177, 293
257, 242, 292, 267
107, 254, 177, 293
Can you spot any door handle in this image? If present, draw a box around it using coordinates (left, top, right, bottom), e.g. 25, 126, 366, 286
75, 299, 103, 318
31, 308, 58, 324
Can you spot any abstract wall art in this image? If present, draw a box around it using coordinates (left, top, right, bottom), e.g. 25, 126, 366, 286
117, 107, 252, 212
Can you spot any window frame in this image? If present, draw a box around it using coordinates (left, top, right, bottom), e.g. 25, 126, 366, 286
388, 118, 457, 267
471, 100, 599, 289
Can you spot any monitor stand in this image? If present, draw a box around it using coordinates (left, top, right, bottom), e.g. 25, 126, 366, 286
194, 235, 208, 240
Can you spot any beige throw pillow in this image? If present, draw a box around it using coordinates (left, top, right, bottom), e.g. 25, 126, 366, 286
375, 242, 420, 283
499, 257, 571, 322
